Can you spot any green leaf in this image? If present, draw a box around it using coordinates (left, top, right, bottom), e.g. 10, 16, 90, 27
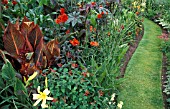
90, 14, 96, 26
0, 76, 5, 89
14, 78, 27, 95
0, 104, 10, 109
39, 0, 48, 6
1, 60, 16, 81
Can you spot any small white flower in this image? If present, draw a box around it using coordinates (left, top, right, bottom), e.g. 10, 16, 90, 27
117, 101, 123, 109
110, 93, 115, 101
141, 2, 146, 7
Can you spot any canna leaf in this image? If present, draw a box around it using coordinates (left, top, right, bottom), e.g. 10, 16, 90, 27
20, 17, 35, 38
46, 39, 60, 57
34, 37, 44, 67
3, 22, 25, 56
28, 25, 43, 49
42, 44, 53, 63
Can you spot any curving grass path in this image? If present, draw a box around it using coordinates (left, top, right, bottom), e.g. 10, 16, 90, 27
118, 18, 164, 109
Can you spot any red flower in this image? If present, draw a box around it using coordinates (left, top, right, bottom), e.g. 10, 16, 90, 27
55, 13, 68, 24
60, 8, 65, 15
52, 98, 58, 103
121, 25, 124, 30
69, 38, 80, 46
90, 26, 93, 32
99, 90, 104, 96
66, 52, 71, 58
57, 63, 63, 67
101, 11, 104, 15
61, 13, 68, 22
97, 14, 102, 19
55, 18, 61, 24
90, 41, 99, 47
136, 11, 140, 15
66, 29, 70, 34
2, 0, 8, 4
99, 5, 103, 8
12, 0, 17, 5
71, 63, 78, 68
91, 2, 96, 6
84, 90, 90, 96
68, 70, 73, 76
82, 72, 87, 77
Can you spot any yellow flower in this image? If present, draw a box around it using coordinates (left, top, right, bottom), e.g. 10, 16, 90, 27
33, 86, 53, 108
45, 77, 48, 88
27, 71, 38, 81
24, 71, 38, 87
141, 9, 145, 12
117, 101, 123, 109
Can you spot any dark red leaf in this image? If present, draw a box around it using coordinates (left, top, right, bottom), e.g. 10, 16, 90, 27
46, 39, 60, 57
28, 25, 43, 49
3, 21, 25, 56
34, 37, 44, 67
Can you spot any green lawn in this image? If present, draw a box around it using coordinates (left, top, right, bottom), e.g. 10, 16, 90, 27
117, 18, 164, 109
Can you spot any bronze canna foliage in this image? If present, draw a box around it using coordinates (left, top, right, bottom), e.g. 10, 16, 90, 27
2, 16, 60, 76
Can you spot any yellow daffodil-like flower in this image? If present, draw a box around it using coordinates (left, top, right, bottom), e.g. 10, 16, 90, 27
117, 101, 123, 109
33, 86, 53, 108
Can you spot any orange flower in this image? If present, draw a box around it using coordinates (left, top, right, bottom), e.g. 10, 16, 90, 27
60, 8, 65, 14
90, 26, 93, 32
97, 14, 102, 19
69, 38, 80, 46
106, 11, 108, 15
91, 2, 96, 6
90, 41, 99, 47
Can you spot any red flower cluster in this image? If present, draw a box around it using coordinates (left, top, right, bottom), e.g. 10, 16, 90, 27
55, 8, 68, 24
69, 38, 80, 46
2, 0, 17, 5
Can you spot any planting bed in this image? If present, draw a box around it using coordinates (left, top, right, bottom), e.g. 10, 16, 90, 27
0, 0, 170, 109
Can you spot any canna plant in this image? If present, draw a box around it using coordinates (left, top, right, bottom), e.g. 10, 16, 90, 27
1, 16, 60, 76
